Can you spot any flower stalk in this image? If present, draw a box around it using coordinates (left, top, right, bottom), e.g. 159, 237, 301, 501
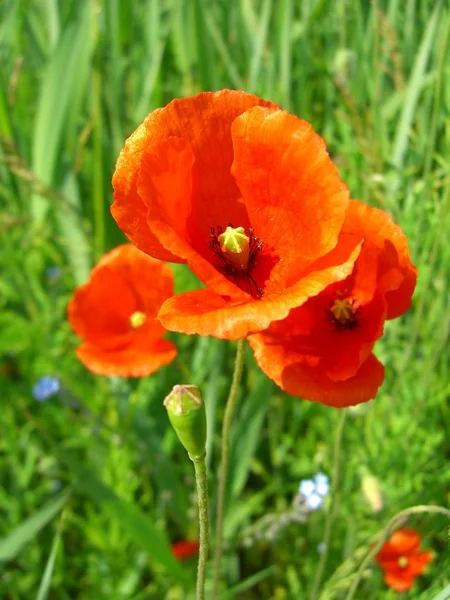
309, 409, 347, 600
193, 454, 209, 600
164, 385, 209, 600
212, 338, 246, 599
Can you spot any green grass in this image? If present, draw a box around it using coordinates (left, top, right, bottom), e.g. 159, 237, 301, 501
1, 0, 450, 598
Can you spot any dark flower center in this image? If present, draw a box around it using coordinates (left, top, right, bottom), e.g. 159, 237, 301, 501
210, 224, 264, 298
330, 297, 359, 329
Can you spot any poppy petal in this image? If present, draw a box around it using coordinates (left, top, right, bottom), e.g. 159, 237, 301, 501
159, 245, 361, 339
111, 122, 180, 262
112, 90, 277, 261
68, 267, 137, 350
171, 540, 200, 560
385, 528, 421, 555
281, 354, 385, 407
249, 326, 385, 407
407, 551, 433, 575
231, 106, 349, 281
98, 245, 176, 317
344, 200, 417, 319
138, 136, 246, 299
321, 294, 386, 381
68, 245, 177, 377
76, 339, 177, 378
384, 572, 415, 592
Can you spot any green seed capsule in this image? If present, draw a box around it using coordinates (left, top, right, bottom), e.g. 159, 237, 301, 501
164, 385, 207, 462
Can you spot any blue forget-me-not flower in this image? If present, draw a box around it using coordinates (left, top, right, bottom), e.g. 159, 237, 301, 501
33, 376, 60, 402
298, 472, 330, 511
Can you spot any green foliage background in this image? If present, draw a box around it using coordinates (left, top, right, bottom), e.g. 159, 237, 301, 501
1, 0, 449, 598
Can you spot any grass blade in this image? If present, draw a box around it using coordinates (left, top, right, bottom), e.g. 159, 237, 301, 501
0, 489, 70, 562
248, 0, 273, 92
391, 0, 442, 168
431, 584, 450, 600
31, 2, 93, 223
228, 373, 273, 501
217, 565, 277, 599
35, 510, 65, 600
58, 172, 92, 285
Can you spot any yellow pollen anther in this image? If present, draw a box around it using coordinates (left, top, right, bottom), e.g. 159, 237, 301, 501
330, 298, 355, 326
218, 226, 250, 271
398, 556, 409, 568
129, 311, 147, 329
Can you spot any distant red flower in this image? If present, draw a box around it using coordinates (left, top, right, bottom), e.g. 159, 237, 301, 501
375, 528, 433, 591
171, 540, 200, 560
248, 200, 417, 406
112, 90, 360, 340
68, 245, 176, 377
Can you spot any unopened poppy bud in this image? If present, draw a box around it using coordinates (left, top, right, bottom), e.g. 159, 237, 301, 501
164, 385, 206, 461
218, 226, 250, 271
361, 471, 383, 512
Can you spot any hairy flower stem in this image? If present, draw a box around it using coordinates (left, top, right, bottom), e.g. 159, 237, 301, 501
192, 454, 210, 600
212, 338, 246, 599
309, 409, 348, 600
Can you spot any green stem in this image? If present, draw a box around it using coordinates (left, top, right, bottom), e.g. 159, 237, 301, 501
344, 504, 450, 600
192, 455, 210, 600
309, 409, 348, 600
212, 338, 246, 599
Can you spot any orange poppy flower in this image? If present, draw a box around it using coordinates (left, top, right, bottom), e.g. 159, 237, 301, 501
375, 527, 433, 591
68, 245, 177, 377
112, 90, 361, 339
171, 540, 200, 560
248, 200, 417, 406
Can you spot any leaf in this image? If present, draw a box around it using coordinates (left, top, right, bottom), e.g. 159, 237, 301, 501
0, 489, 70, 562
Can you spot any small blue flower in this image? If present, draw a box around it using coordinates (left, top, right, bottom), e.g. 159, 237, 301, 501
298, 472, 330, 511
46, 267, 61, 280
33, 376, 60, 402
306, 493, 323, 510
298, 479, 315, 497
314, 473, 330, 497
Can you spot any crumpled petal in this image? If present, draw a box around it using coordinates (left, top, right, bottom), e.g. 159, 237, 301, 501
112, 90, 277, 261
231, 106, 350, 282
344, 200, 417, 319
249, 327, 384, 407
159, 240, 361, 339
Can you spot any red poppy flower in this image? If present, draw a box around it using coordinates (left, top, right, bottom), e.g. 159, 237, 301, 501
248, 200, 417, 406
375, 527, 433, 591
68, 245, 177, 377
112, 90, 361, 339
171, 540, 200, 560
